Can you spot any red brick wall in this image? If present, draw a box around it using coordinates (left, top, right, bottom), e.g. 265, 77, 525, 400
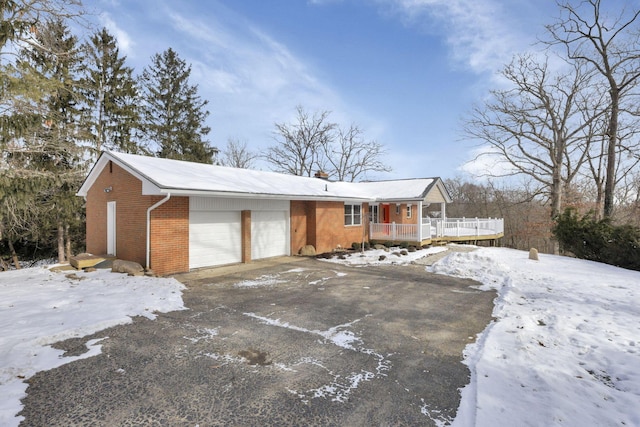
149, 197, 189, 275
85, 161, 189, 276
290, 200, 309, 254
311, 201, 368, 253
85, 165, 110, 256
388, 203, 418, 225
85, 161, 147, 262
307, 201, 318, 249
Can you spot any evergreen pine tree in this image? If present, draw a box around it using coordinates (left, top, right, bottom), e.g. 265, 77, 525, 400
16, 18, 86, 262
139, 48, 216, 164
81, 27, 141, 156
1, 1, 86, 266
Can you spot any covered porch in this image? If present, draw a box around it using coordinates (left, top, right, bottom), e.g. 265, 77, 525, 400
368, 199, 503, 245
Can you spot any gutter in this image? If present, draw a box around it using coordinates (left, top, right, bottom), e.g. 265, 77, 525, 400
146, 193, 171, 270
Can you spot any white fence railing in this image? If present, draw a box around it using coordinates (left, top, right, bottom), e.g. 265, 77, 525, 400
433, 217, 504, 238
370, 217, 504, 242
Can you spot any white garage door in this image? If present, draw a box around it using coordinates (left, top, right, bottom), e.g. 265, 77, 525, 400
251, 211, 288, 260
189, 211, 241, 269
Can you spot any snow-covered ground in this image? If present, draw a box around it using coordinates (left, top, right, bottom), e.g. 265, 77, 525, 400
319, 245, 448, 266
0, 267, 185, 427
430, 247, 640, 427
1, 246, 639, 426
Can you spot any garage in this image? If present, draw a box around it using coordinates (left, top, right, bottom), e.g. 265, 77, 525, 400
189, 197, 289, 269
189, 211, 242, 269
252, 211, 289, 260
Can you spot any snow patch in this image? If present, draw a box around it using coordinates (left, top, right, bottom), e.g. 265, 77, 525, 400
233, 274, 286, 288
319, 246, 447, 266
243, 312, 391, 402
0, 267, 185, 427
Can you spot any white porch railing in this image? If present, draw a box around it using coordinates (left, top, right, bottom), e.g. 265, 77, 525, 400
369, 222, 421, 241
370, 217, 504, 242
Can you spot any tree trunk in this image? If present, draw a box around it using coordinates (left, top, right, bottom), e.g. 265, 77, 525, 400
603, 89, 619, 219
594, 179, 604, 221
57, 222, 65, 263
8, 239, 21, 269
65, 223, 72, 260
550, 163, 563, 255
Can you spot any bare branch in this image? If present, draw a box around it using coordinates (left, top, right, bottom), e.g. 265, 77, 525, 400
220, 137, 258, 169
464, 53, 599, 219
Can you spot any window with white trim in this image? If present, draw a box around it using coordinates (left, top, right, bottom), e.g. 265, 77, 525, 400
344, 203, 362, 226
369, 205, 379, 223
407, 205, 412, 218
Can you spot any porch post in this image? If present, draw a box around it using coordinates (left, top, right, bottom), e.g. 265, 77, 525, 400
417, 201, 423, 242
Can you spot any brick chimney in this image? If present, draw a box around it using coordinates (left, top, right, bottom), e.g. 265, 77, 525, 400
314, 171, 329, 180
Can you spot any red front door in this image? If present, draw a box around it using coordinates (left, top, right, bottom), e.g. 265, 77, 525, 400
381, 204, 390, 224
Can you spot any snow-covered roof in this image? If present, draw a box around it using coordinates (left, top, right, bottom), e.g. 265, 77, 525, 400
77, 152, 451, 203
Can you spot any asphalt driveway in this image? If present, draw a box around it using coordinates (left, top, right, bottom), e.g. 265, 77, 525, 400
19, 257, 495, 426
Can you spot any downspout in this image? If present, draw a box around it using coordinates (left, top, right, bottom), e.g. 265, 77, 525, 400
146, 193, 171, 270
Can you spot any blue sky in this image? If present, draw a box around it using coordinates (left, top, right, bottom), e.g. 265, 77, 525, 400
82, 0, 560, 180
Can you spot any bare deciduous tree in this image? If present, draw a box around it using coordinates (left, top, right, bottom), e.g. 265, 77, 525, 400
220, 138, 258, 169
265, 105, 335, 177
546, 0, 640, 218
266, 105, 391, 181
324, 124, 391, 182
465, 54, 597, 221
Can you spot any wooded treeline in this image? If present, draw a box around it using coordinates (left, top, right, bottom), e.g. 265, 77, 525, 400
445, 176, 640, 255
463, 0, 640, 255
1, 1, 217, 268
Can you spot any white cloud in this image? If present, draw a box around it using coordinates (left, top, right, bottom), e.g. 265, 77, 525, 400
459, 145, 517, 179
387, 0, 534, 75
162, 7, 359, 146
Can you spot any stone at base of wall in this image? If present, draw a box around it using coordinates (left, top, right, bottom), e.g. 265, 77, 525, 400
112, 259, 145, 276
299, 245, 316, 256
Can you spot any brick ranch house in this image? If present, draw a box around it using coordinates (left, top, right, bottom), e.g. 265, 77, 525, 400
77, 152, 466, 276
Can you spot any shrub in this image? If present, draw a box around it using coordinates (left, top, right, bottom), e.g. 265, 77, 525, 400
552, 208, 640, 271
351, 242, 361, 250
399, 241, 409, 249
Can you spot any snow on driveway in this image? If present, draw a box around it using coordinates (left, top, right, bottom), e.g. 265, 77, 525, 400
2, 245, 639, 427
0, 267, 185, 427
